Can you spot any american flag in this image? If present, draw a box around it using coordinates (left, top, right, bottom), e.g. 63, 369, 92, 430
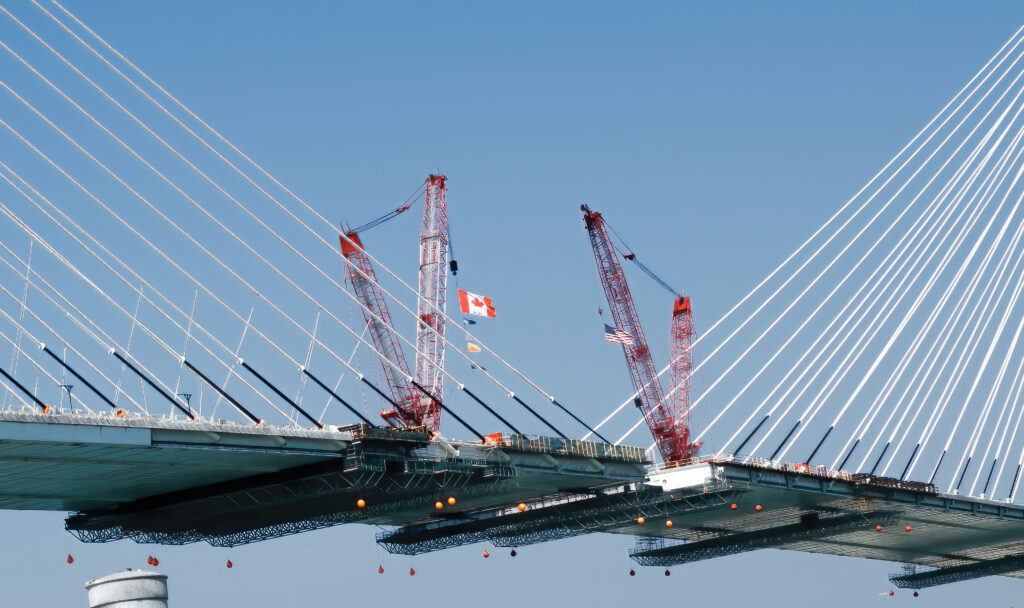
604, 324, 634, 345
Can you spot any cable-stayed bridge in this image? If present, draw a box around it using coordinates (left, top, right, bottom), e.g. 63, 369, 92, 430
3, 2, 1024, 592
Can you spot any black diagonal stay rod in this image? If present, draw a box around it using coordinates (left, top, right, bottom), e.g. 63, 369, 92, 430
239, 361, 322, 429
551, 398, 610, 443
182, 359, 261, 424
41, 345, 116, 411
111, 350, 195, 419
0, 365, 47, 411
360, 376, 416, 422
511, 393, 567, 440
460, 385, 522, 435
301, 368, 374, 426
411, 380, 484, 441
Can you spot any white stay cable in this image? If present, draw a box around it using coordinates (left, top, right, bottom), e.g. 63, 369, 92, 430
843, 116, 1024, 470
24, 2, 561, 412
0, 318, 83, 411
752, 142, 999, 460
901, 207, 1024, 480
589, 30, 1024, 438
40, 0, 1024, 437
870, 144, 1024, 478
875, 141, 1024, 479
0, 240, 191, 416
774, 70, 1024, 462
912, 177, 1024, 481
717, 116, 1001, 458
989, 350, 1024, 493
635, 59, 1024, 451
945, 255, 1024, 491
0, 286, 146, 414
702, 98, 1012, 453
0, 106, 505, 429
968, 334, 1024, 495
0, 200, 292, 424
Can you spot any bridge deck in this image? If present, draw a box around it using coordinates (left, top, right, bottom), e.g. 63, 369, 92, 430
5, 411, 1024, 588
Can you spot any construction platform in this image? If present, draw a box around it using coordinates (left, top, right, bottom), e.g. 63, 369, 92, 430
3, 410, 1024, 588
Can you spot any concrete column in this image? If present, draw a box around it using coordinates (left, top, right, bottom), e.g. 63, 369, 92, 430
85, 569, 168, 608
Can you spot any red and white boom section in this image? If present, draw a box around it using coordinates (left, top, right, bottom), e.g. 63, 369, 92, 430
413, 175, 449, 434
339, 175, 449, 434
582, 204, 700, 464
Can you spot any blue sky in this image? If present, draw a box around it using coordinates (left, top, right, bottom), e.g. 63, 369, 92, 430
3, 1, 1024, 605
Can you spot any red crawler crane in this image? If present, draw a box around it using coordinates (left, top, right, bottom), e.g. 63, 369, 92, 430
582, 205, 699, 464
339, 175, 450, 433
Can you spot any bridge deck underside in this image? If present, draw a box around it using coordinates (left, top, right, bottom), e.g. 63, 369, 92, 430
613, 464, 1024, 580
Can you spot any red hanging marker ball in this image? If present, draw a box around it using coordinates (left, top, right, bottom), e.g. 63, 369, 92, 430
226, 560, 233, 569
518, 503, 526, 512
146, 556, 154, 565
637, 517, 646, 525
755, 505, 763, 512
435, 501, 444, 510
409, 568, 415, 576
905, 525, 912, 532
482, 550, 490, 558
356, 498, 366, 509
447, 497, 456, 506
664, 569, 671, 577
510, 549, 517, 557
889, 591, 894, 596
876, 525, 883, 531
913, 591, 919, 597
629, 569, 636, 576
152, 558, 159, 567
665, 520, 673, 528
378, 565, 384, 574
66, 554, 74, 564
731, 503, 738, 510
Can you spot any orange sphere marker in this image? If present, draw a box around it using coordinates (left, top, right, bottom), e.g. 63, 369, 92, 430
356, 498, 366, 508
517, 503, 526, 512
448, 497, 456, 506
483, 551, 490, 558
665, 520, 673, 527
876, 525, 883, 531
435, 501, 444, 510
637, 517, 645, 525
731, 503, 738, 510
905, 525, 912, 532
755, 505, 763, 512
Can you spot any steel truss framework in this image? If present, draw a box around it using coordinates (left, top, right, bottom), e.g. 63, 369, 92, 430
890, 554, 1024, 589
377, 485, 743, 555
66, 441, 519, 547
629, 510, 900, 567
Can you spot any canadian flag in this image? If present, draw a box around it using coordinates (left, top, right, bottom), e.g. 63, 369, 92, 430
458, 289, 496, 318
